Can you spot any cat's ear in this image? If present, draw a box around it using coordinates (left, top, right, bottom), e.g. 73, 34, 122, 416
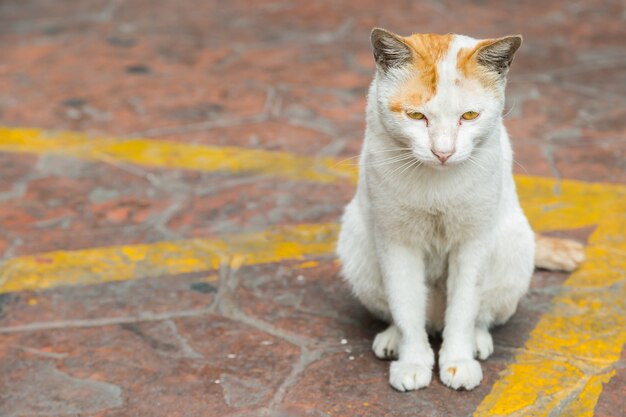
371, 28, 413, 72
475, 35, 522, 76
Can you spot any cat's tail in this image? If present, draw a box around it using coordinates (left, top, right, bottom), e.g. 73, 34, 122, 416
534, 234, 585, 272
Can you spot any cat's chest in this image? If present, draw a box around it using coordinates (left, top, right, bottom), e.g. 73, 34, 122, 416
376, 197, 486, 248
404, 205, 469, 240
367, 168, 498, 245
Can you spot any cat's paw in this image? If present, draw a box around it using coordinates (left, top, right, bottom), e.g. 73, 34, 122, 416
474, 328, 494, 360
373, 325, 400, 360
389, 361, 432, 391
439, 358, 483, 390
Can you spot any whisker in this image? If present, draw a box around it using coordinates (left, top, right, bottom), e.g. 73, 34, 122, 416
382, 157, 420, 180
357, 152, 415, 167
334, 155, 361, 164
512, 158, 529, 174
334, 147, 412, 167
364, 154, 415, 165
368, 147, 413, 153
466, 155, 489, 174
377, 160, 406, 179
502, 100, 517, 119
342, 154, 415, 168
397, 158, 421, 177
466, 157, 482, 171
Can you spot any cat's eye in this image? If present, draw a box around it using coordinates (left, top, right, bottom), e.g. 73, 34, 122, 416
461, 111, 479, 120
406, 111, 426, 120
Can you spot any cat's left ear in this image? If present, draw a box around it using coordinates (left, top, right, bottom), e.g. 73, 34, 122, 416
475, 35, 522, 76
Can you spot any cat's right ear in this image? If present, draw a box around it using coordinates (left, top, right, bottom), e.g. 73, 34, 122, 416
371, 28, 413, 72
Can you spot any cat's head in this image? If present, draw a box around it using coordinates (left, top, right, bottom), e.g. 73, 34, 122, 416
370, 28, 521, 168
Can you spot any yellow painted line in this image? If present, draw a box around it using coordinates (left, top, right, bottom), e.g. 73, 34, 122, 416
560, 370, 616, 417
474, 177, 626, 417
0, 223, 338, 294
0, 126, 357, 184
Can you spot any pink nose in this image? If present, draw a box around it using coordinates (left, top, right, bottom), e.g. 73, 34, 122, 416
431, 149, 454, 164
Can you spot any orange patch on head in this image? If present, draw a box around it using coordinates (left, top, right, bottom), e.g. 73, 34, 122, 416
456, 39, 500, 90
388, 33, 454, 112
457, 36, 522, 91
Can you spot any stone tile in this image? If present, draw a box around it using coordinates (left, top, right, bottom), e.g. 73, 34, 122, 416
554, 142, 626, 183
0, 153, 35, 194
594, 346, 626, 417
167, 179, 352, 236
0, 315, 299, 417
282, 347, 514, 417
0, 0, 110, 25
0, 270, 218, 329
235, 259, 380, 346
0, 359, 123, 416
158, 121, 335, 155
506, 81, 620, 141
510, 141, 555, 179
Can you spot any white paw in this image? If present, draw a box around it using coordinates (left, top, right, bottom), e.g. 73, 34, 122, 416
474, 328, 494, 360
389, 361, 432, 392
439, 358, 483, 390
373, 325, 400, 360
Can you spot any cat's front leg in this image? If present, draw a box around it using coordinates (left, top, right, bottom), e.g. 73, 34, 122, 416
378, 241, 434, 391
439, 241, 488, 390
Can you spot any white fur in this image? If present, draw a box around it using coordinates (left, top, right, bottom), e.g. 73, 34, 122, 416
337, 34, 534, 391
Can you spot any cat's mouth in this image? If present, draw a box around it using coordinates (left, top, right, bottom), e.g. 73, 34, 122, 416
414, 153, 461, 169
414, 149, 474, 170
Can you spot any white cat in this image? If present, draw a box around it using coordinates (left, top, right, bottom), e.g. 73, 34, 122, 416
337, 28, 584, 391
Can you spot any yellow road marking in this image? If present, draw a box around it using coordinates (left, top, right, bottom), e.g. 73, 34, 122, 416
297, 261, 320, 269
560, 370, 616, 417
3, 177, 613, 294
0, 223, 338, 293
474, 177, 626, 417
0, 125, 625, 415
0, 126, 357, 184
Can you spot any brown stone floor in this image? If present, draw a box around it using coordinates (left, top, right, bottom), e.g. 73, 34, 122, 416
0, 1, 625, 416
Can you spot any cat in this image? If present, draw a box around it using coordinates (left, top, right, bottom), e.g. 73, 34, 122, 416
337, 28, 585, 391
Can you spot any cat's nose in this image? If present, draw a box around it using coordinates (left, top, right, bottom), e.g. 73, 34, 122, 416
431, 149, 454, 164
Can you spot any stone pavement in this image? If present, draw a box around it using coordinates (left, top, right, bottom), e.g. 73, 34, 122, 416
0, 1, 624, 416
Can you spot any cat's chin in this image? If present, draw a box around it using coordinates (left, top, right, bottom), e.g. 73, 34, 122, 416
423, 160, 462, 170
430, 164, 450, 171
430, 164, 455, 171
